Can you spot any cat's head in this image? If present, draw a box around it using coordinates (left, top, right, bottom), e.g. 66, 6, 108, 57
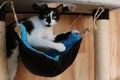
32, 3, 63, 27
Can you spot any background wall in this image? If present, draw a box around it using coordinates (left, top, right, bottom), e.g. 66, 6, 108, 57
110, 10, 120, 80
6, 10, 120, 80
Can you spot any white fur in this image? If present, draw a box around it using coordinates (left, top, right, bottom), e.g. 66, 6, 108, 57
28, 16, 65, 52
44, 11, 57, 26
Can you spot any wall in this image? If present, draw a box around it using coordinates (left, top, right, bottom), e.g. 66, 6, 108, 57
110, 10, 120, 80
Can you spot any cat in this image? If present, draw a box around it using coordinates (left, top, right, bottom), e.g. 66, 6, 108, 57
6, 3, 79, 80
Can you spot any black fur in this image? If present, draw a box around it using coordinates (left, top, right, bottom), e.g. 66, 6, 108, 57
33, 3, 63, 22
0, 4, 6, 21
54, 32, 71, 42
6, 19, 34, 57
23, 20, 34, 34
46, 15, 51, 25
6, 23, 18, 57
38, 8, 61, 22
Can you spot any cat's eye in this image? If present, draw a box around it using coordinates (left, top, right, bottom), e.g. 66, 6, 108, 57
52, 16, 56, 19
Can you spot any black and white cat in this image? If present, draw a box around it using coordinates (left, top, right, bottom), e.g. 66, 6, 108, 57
6, 3, 78, 80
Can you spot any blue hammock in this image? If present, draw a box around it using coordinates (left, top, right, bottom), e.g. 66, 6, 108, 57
19, 23, 81, 61
17, 23, 82, 77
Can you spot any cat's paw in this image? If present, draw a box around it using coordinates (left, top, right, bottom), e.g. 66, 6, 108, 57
56, 43, 66, 52
72, 30, 80, 34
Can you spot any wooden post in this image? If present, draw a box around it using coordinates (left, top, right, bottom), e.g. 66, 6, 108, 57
0, 7, 8, 80
94, 9, 110, 80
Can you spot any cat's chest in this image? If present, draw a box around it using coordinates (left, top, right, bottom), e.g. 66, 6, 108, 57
28, 16, 54, 40
29, 27, 53, 39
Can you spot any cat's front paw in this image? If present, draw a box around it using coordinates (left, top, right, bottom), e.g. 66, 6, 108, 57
56, 43, 66, 52
72, 30, 80, 34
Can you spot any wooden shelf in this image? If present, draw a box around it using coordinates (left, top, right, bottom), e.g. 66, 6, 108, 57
0, 0, 120, 13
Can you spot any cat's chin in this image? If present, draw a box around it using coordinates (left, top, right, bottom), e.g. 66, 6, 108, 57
46, 25, 51, 27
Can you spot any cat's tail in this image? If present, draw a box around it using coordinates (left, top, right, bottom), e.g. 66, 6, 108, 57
6, 22, 18, 57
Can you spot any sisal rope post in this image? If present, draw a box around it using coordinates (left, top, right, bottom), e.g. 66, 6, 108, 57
93, 9, 110, 80
0, 6, 8, 80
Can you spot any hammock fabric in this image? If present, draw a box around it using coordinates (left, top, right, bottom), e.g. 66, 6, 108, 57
17, 23, 82, 77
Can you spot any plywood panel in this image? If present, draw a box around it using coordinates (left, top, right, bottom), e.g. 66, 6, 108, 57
110, 10, 120, 80
110, 11, 118, 80
6, 13, 94, 80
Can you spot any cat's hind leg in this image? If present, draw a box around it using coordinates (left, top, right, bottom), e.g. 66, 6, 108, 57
54, 30, 79, 42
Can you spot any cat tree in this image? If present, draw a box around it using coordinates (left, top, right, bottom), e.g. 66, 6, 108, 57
0, 0, 120, 80
0, 6, 8, 80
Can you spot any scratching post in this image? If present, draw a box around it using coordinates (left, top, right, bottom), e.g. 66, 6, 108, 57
0, 7, 8, 80
94, 9, 110, 80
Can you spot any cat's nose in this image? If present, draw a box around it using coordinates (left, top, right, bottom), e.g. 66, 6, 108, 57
46, 16, 51, 24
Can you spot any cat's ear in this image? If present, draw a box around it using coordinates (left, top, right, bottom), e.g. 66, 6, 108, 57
32, 3, 48, 11
55, 4, 63, 13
